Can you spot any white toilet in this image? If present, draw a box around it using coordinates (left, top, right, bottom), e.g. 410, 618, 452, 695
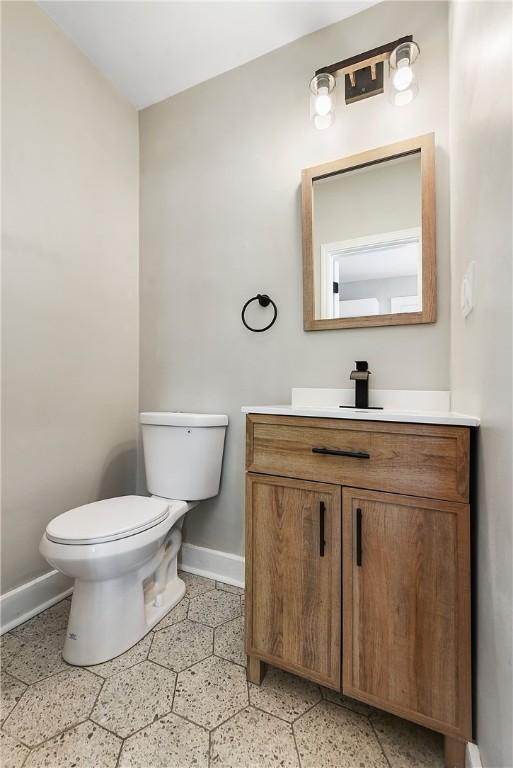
40, 411, 228, 666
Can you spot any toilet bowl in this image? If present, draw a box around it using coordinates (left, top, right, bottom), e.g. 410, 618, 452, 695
39, 411, 228, 666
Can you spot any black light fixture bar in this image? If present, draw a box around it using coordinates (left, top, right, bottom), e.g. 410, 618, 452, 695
315, 35, 413, 78
314, 35, 413, 104
309, 33, 419, 127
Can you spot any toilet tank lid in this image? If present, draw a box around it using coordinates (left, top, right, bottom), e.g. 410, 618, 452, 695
139, 412, 228, 427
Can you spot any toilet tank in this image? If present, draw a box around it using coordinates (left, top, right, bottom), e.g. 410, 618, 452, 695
140, 412, 228, 501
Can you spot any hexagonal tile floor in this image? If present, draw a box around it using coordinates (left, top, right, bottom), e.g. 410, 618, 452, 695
0, 572, 445, 767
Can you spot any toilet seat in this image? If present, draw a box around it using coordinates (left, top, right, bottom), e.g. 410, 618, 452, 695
46, 496, 170, 545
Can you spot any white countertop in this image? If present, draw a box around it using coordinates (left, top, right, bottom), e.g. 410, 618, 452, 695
241, 404, 480, 427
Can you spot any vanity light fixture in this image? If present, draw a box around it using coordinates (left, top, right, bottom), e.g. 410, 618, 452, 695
309, 35, 420, 129
309, 72, 336, 130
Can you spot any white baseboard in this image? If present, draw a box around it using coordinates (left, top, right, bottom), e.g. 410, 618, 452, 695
0, 546, 243, 635
1, 570, 73, 634
179, 543, 245, 589
466, 742, 482, 768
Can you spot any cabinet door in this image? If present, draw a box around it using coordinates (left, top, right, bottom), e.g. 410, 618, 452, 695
246, 473, 341, 689
342, 487, 471, 740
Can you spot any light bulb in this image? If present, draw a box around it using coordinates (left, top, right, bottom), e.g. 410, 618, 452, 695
394, 89, 414, 106
313, 112, 334, 130
393, 59, 413, 91
314, 87, 332, 116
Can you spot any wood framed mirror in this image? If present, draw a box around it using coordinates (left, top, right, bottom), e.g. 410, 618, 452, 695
302, 133, 436, 331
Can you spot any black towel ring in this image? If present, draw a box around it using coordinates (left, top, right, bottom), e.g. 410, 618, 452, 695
241, 294, 278, 333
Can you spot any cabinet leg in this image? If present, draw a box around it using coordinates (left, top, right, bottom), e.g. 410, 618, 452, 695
247, 656, 267, 685
444, 737, 466, 768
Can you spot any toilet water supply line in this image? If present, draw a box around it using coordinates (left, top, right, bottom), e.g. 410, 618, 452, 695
153, 527, 182, 607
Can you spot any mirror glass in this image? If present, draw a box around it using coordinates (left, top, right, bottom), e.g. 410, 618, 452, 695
312, 153, 422, 321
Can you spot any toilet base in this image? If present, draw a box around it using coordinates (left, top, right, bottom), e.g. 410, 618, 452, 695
63, 572, 186, 666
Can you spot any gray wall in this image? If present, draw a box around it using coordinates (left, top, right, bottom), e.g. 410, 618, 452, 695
314, 156, 421, 246
139, 1, 450, 558
449, 3, 512, 766
1, 2, 140, 592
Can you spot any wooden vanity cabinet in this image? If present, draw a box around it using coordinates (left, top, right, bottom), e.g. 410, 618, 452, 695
245, 474, 341, 689
245, 414, 472, 766
342, 487, 471, 740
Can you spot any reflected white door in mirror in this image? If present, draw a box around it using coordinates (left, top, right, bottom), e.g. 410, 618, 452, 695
320, 227, 421, 319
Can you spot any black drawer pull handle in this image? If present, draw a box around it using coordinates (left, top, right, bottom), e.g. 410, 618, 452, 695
356, 508, 362, 567
312, 447, 370, 459
320, 501, 326, 557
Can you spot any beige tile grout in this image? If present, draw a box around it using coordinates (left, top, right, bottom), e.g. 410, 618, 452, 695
3, 668, 107, 752
292, 721, 303, 768
187, 613, 242, 630
1, 674, 77, 748
2, 586, 242, 749
5, 655, 98, 687
10, 714, 92, 752
2, 584, 221, 760
87, 682, 213, 751
207, 724, 213, 768
92, 702, 177, 743
7, 666, 250, 752
2, 579, 441, 768
114, 734, 124, 768
245, 700, 303, 728
87, 659, 178, 742
207, 701, 302, 768
0, 667, 30, 687
19, 743, 30, 768
369, 717, 394, 768
24, 720, 124, 765
148, 649, 211, 677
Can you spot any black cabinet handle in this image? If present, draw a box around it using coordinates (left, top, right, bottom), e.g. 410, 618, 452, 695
356, 508, 362, 567
312, 447, 370, 459
320, 501, 326, 557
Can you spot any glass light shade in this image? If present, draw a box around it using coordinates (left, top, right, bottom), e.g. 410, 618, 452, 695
393, 62, 414, 91
310, 72, 336, 130
388, 41, 420, 106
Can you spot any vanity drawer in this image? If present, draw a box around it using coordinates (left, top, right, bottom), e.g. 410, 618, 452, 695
246, 415, 470, 503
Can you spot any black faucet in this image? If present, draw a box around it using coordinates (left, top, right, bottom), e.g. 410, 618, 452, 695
350, 361, 371, 409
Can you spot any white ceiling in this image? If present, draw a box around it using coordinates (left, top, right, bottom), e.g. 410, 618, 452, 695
39, 1, 377, 110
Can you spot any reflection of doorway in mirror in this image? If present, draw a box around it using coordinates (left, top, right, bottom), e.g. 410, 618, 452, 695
319, 228, 421, 320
